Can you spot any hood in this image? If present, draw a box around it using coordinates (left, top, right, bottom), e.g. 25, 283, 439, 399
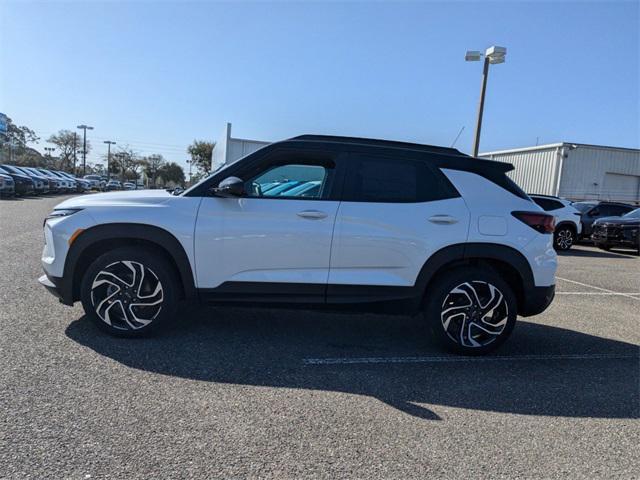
594, 216, 640, 226
55, 189, 172, 209
9, 173, 33, 182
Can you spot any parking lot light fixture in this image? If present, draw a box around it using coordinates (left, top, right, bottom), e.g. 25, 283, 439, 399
465, 45, 507, 156
77, 124, 94, 176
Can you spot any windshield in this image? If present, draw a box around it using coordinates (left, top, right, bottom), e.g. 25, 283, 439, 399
623, 208, 640, 219
0, 166, 9, 174
572, 202, 596, 213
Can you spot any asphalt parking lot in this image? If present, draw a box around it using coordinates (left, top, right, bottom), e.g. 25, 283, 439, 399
1, 194, 638, 479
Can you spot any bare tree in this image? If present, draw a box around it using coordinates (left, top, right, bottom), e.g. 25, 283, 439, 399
143, 154, 166, 188
48, 130, 87, 172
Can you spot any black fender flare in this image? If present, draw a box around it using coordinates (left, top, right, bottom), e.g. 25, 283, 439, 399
555, 221, 577, 233
63, 223, 197, 303
414, 242, 536, 301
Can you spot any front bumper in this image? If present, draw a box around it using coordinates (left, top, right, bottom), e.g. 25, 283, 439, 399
38, 274, 70, 304
520, 284, 555, 317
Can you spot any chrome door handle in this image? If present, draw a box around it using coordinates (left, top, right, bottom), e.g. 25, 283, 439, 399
297, 210, 328, 220
428, 215, 458, 225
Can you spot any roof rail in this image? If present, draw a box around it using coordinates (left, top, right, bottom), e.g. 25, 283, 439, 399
289, 134, 465, 156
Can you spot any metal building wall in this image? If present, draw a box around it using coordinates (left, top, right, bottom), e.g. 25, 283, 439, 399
481, 145, 562, 196
559, 146, 640, 203
212, 123, 270, 171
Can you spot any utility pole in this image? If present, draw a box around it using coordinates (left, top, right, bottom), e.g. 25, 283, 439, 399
104, 140, 116, 180
73, 132, 78, 175
76, 124, 93, 175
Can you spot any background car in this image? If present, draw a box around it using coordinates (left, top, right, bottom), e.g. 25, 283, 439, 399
592, 208, 640, 255
33, 168, 64, 193
58, 171, 89, 193
0, 165, 34, 196
51, 171, 79, 192
0, 173, 15, 197
0, 164, 46, 195
83, 174, 106, 191
123, 182, 136, 190
106, 180, 122, 190
572, 201, 635, 239
529, 194, 582, 251
13, 166, 52, 194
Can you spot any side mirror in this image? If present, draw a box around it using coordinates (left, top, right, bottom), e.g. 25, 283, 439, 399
588, 209, 599, 217
212, 176, 245, 197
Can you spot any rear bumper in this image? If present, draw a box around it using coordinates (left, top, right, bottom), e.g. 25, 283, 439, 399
520, 284, 555, 317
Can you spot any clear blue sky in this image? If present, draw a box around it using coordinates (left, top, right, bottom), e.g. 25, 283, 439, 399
1, 1, 638, 172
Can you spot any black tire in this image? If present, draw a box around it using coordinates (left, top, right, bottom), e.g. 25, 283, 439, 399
80, 247, 178, 337
424, 267, 517, 355
553, 225, 575, 251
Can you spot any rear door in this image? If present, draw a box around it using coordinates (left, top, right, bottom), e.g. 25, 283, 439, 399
328, 152, 469, 298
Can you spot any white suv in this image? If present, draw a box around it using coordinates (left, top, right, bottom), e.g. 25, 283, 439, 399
39, 135, 557, 354
529, 194, 582, 251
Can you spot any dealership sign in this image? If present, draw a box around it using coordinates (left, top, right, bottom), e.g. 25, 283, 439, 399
0, 113, 7, 135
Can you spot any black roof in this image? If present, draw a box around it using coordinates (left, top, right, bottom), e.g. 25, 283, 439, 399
286, 134, 513, 173
290, 135, 465, 156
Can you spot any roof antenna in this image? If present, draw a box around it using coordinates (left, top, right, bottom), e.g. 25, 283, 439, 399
450, 126, 465, 148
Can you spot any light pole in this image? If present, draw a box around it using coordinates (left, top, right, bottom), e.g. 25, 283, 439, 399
465, 46, 506, 157
104, 140, 116, 180
44, 147, 54, 156
73, 132, 78, 174
77, 124, 93, 175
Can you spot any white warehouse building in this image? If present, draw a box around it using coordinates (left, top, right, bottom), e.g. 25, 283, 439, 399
212, 123, 269, 170
481, 143, 640, 205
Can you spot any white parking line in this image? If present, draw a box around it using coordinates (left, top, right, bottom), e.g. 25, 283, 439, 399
556, 277, 640, 301
302, 353, 639, 365
556, 292, 640, 296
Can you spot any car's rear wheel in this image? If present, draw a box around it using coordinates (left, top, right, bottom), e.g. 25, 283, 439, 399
554, 226, 575, 251
81, 247, 177, 337
424, 267, 517, 355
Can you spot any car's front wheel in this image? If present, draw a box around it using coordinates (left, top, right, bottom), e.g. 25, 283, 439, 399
424, 267, 517, 355
554, 226, 575, 251
81, 247, 177, 336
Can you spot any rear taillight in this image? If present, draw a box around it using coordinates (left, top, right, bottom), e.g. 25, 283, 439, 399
512, 211, 555, 234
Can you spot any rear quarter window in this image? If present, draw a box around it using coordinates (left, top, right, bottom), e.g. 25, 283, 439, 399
342, 154, 459, 203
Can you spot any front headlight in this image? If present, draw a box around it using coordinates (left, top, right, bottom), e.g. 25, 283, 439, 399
46, 208, 83, 221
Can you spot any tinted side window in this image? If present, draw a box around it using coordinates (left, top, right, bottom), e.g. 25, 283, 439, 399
609, 205, 633, 216
532, 198, 563, 211
343, 155, 457, 203
248, 164, 328, 199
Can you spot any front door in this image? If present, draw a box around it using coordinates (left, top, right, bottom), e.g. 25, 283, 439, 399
194, 151, 340, 301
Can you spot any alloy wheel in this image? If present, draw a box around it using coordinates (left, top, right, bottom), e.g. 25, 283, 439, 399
440, 281, 509, 348
90, 260, 164, 330
556, 229, 573, 250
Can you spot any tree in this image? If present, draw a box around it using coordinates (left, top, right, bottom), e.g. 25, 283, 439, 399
187, 140, 215, 175
109, 146, 144, 181
2, 116, 39, 147
0, 116, 40, 163
47, 130, 87, 172
158, 162, 185, 186
143, 154, 166, 188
